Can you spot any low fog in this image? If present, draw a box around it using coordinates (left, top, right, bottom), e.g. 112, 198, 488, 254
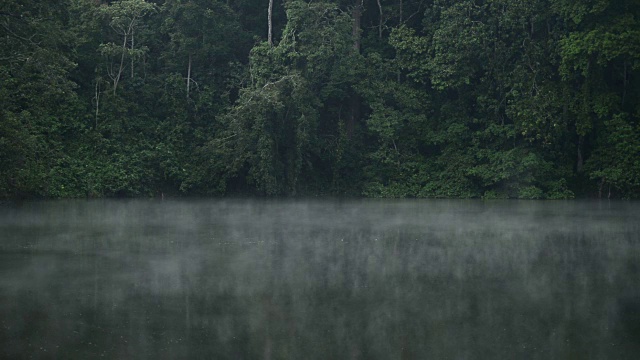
1, 199, 639, 359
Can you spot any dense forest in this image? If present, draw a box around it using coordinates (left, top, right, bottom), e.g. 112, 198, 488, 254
1, 0, 639, 199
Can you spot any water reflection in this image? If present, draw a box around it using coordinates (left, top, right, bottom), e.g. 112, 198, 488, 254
1, 200, 639, 359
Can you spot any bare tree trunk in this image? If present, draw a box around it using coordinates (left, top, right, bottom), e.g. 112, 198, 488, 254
113, 33, 127, 94
352, 0, 362, 52
577, 135, 584, 173
131, 28, 135, 78
348, 0, 363, 137
598, 177, 605, 198
268, 0, 273, 46
94, 78, 100, 129
397, 0, 402, 82
622, 61, 628, 107
187, 53, 192, 98
376, 0, 383, 39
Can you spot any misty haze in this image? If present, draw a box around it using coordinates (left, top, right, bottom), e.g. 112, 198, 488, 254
1, 199, 639, 358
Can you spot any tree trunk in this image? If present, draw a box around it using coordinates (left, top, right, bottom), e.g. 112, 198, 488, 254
622, 61, 628, 107
598, 177, 605, 198
113, 32, 127, 94
376, 0, 383, 39
352, 0, 362, 52
348, 0, 363, 137
94, 77, 100, 129
131, 28, 135, 78
577, 135, 584, 173
268, 0, 273, 46
186, 53, 192, 98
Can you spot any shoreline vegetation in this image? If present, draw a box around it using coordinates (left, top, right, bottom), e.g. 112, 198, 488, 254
1, 0, 639, 200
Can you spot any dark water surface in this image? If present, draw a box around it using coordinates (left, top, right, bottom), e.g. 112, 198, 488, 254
1, 199, 639, 359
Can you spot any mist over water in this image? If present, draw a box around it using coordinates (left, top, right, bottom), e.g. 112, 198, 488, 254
1, 199, 639, 359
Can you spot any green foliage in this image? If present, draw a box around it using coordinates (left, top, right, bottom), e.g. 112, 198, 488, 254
1, 0, 638, 199
206, 0, 360, 196
0, 0, 84, 198
586, 114, 640, 198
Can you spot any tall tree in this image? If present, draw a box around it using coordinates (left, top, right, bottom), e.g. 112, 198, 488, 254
97, 0, 155, 94
209, 0, 358, 195
268, 0, 274, 46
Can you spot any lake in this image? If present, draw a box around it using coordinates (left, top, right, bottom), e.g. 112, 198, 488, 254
1, 199, 639, 359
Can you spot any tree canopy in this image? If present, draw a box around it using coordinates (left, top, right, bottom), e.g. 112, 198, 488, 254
1, 0, 639, 199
